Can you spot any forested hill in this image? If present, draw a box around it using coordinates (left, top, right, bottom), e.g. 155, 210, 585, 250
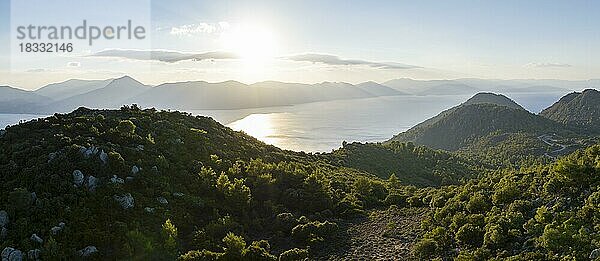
389, 102, 562, 151
540, 89, 600, 133
0, 106, 474, 260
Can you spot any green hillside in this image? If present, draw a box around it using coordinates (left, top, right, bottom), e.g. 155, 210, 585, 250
0, 106, 446, 260
540, 89, 600, 133
325, 141, 480, 187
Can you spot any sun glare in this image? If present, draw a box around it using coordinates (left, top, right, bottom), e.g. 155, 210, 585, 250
222, 24, 278, 64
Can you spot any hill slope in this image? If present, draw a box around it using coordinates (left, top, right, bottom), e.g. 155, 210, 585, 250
0, 106, 462, 260
34, 79, 113, 101
0, 86, 50, 113
540, 89, 600, 132
389, 93, 563, 152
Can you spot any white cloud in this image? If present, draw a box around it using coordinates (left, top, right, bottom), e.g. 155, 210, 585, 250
525, 62, 572, 68
91, 49, 238, 63
67, 62, 81, 67
286, 53, 419, 69
170, 22, 230, 37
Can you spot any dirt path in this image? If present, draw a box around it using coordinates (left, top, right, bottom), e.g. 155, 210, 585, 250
315, 207, 428, 260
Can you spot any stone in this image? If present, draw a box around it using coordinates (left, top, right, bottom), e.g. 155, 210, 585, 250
114, 194, 135, 209
1, 247, 23, 261
72, 170, 84, 187
30, 192, 37, 203
136, 144, 144, 151
144, 207, 155, 213
99, 150, 108, 165
1, 227, 7, 239
30, 233, 43, 244
58, 222, 65, 229
47, 152, 57, 163
86, 176, 98, 192
131, 166, 140, 175
77, 246, 98, 257
110, 175, 124, 184
27, 249, 41, 260
0, 210, 8, 227
82, 146, 99, 159
173, 192, 184, 197
157, 197, 168, 205
50, 226, 62, 235
590, 249, 600, 259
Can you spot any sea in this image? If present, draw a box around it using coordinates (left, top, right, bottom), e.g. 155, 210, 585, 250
0, 92, 566, 152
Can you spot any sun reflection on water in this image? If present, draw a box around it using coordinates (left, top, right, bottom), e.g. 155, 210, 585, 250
228, 114, 278, 146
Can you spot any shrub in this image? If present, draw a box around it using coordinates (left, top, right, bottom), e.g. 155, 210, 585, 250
278, 248, 308, 261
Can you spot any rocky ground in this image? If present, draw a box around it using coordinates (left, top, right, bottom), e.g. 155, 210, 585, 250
315, 207, 428, 260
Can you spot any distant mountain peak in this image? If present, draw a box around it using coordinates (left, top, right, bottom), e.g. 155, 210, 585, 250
462, 92, 524, 110
540, 88, 600, 131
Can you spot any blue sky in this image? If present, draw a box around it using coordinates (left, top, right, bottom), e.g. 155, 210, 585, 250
1, 0, 600, 89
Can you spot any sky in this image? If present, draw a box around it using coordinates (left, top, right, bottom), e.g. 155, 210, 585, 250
1, 0, 600, 89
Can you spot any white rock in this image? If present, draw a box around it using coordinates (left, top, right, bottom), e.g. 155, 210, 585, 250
173, 192, 184, 197
86, 176, 99, 192
1, 247, 23, 261
110, 175, 124, 184
99, 150, 108, 164
131, 166, 140, 175
30, 233, 43, 244
47, 152, 57, 163
144, 207, 155, 213
77, 246, 98, 257
136, 145, 144, 151
590, 249, 600, 259
27, 249, 41, 260
0, 210, 8, 227
50, 226, 62, 235
72, 170, 84, 187
157, 197, 168, 205
114, 194, 135, 209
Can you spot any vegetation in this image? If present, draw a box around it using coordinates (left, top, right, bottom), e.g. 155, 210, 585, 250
1, 89, 599, 260
0, 106, 434, 259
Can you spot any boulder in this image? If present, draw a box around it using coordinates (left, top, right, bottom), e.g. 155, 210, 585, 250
77, 246, 98, 257
27, 249, 41, 260
99, 150, 108, 164
136, 144, 144, 151
30, 233, 43, 244
82, 146, 99, 159
173, 192, 184, 197
0, 210, 8, 227
1, 247, 23, 261
590, 249, 600, 259
1, 227, 7, 239
86, 176, 99, 192
131, 166, 140, 175
151, 166, 158, 173
50, 222, 66, 235
72, 170, 84, 187
157, 197, 168, 205
110, 175, 124, 184
50, 226, 61, 235
47, 152, 58, 163
114, 194, 135, 209
144, 207, 155, 213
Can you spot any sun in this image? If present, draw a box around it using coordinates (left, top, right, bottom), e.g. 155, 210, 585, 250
222, 24, 278, 64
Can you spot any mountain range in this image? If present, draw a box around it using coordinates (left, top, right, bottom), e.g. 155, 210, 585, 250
0, 76, 595, 114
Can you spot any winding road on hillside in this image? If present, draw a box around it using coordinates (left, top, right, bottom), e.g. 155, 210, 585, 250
537, 134, 569, 158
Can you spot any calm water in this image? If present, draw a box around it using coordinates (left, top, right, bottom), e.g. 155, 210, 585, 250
0, 92, 567, 152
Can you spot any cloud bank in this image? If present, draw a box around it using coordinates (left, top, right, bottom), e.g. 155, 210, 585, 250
90, 49, 238, 63
286, 53, 419, 69
525, 62, 572, 68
